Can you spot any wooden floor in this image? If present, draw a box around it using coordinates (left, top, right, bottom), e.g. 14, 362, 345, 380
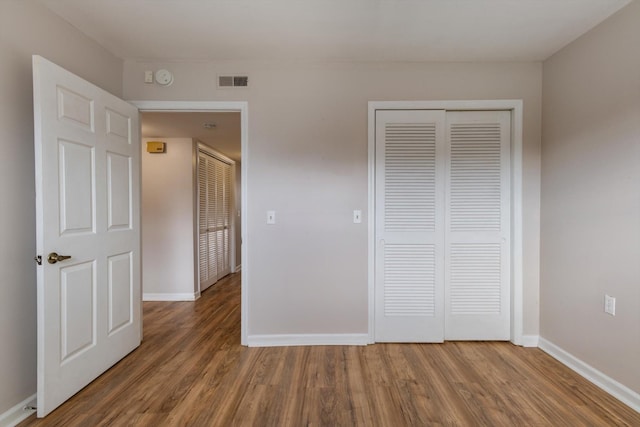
21, 273, 639, 426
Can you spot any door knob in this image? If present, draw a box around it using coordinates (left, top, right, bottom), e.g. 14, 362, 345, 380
47, 252, 72, 264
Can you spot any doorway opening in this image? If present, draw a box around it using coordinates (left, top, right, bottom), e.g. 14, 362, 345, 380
133, 101, 249, 345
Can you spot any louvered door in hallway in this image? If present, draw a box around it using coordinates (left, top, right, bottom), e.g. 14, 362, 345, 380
375, 109, 511, 342
198, 148, 232, 292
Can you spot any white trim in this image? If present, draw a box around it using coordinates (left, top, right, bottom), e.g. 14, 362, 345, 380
197, 142, 234, 165
367, 105, 376, 344
143, 293, 198, 301
247, 334, 370, 347
367, 100, 525, 345
520, 335, 539, 348
132, 100, 248, 112
0, 394, 36, 427
132, 100, 249, 346
539, 337, 640, 412
510, 102, 524, 346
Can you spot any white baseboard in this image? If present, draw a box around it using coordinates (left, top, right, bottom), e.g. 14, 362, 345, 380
142, 293, 198, 301
538, 337, 640, 412
519, 334, 539, 347
0, 394, 36, 427
248, 333, 370, 347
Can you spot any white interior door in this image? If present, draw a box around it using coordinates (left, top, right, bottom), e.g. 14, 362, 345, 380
374, 110, 446, 342
33, 56, 141, 417
444, 111, 511, 340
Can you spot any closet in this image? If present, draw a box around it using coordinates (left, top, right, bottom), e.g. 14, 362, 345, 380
198, 147, 232, 291
374, 109, 511, 342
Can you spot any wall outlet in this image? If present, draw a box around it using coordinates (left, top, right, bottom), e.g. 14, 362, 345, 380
604, 294, 616, 316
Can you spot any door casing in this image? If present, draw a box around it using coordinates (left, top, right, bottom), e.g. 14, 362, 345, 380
132, 101, 249, 346
367, 100, 524, 345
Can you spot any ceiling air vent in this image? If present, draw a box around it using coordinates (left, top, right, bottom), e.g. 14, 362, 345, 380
218, 75, 249, 88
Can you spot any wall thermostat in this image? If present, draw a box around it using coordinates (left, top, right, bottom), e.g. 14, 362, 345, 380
146, 141, 166, 153
154, 69, 173, 86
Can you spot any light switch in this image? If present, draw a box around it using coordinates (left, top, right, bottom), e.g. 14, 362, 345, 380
353, 210, 362, 223
604, 294, 616, 316
267, 210, 276, 224
144, 70, 154, 84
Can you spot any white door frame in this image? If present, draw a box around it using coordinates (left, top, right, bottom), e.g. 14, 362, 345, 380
368, 100, 524, 345
132, 101, 249, 346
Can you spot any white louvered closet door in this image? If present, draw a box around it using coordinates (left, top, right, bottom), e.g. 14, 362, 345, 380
215, 159, 231, 279
198, 150, 232, 292
444, 111, 511, 340
198, 154, 210, 288
375, 110, 446, 342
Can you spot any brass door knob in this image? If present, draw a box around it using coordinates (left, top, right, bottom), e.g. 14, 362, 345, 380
47, 252, 72, 264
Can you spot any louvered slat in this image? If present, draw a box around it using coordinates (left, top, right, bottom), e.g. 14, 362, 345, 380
450, 243, 501, 314
206, 159, 217, 231
198, 153, 211, 285
449, 123, 501, 231
198, 155, 208, 231
384, 244, 435, 316
199, 234, 208, 283
384, 123, 436, 232
222, 165, 231, 270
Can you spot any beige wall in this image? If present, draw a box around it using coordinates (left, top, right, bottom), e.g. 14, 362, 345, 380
125, 60, 542, 337
142, 138, 197, 298
541, 1, 640, 393
0, 0, 123, 415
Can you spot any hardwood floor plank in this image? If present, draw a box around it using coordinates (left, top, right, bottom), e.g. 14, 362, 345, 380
19, 273, 640, 426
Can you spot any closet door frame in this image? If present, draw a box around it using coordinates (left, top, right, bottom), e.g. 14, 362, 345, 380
367, 100, 525, 346
195, 141, 236, 293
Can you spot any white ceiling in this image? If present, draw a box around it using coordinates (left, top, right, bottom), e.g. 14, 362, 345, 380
43, 0, 630, 160
39, 0, 631, 62
141, 112, 241, 161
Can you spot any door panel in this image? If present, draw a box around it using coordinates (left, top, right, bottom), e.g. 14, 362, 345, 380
106, 152, 132, 230
33, 55, 141, 417
58, 140, 95, 234
374, 110, 446, 342
444, 111, 511, 340
56, 86, 94, 131
106, 108, 131, 143
107, 252, 133, 334
59, 261, 96, 362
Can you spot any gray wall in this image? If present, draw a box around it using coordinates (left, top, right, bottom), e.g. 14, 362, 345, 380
141, 138, 196, 298
124, 60, 543, 337
0, 0, 123, 415
541, 1, 640, 393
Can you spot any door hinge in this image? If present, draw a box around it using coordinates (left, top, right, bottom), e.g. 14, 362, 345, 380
34, 255, 42, 265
